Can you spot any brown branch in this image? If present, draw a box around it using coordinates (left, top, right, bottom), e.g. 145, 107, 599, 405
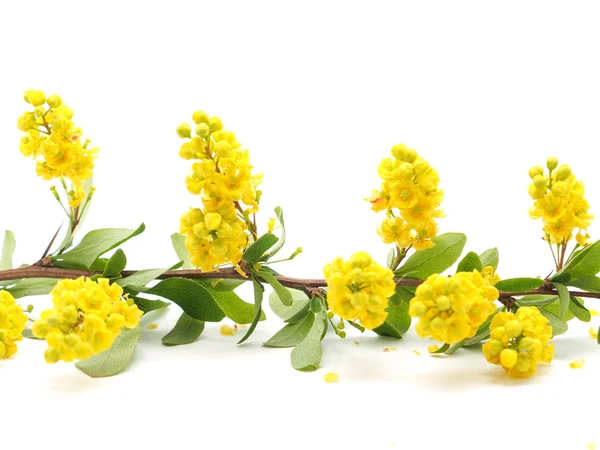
1, 266, 599, 308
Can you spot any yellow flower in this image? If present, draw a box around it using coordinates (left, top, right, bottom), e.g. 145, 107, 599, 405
481, 265, 501, 285
482, 306, 553, 378
569, 358, 585, 369
178, 111, 262, 271
409, 270, 498, 344
370, 144, 444, 250
0, 290, 28, 359
323, 252, 396, 330
18, 90, 97, 208
528, 158, 593, 245
32, 278, 142, 363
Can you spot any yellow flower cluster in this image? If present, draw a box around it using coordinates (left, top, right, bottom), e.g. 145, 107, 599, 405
370, 144, 444, 250
0, 291, 28, 359
528, 157, 592, 245
17, 89, 97, 208
409, 270, 498, 344
32, 277, 142, 363
482, 306, 554, 378
177, 111, 262, 271
324, 252, 396, 330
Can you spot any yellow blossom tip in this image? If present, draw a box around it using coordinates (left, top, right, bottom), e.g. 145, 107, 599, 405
569, 359, 585, 369
323, 372, 339, 383
219, 324, 236, 336
428, 344, 440, 353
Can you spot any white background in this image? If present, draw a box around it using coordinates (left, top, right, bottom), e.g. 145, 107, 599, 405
1, 1, 600, 449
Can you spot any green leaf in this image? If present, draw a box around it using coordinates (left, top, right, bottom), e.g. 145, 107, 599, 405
445, 342, 464, 354
75, 325, 141, 377
395, 233, 467, 279
145, 278, 225, 322
264, 313, 315, 348
130, 296, 170, 313
197, 278, 246, 292
264, 206, 286, 259
567, 276, 600, 293
430, 343, 450, 354
569, 296, 591, 322
116, 268, 170, 289
242, 233, 278, 263
479, 248, 499, 271
2, 278, 59, 299
553, 282, 570, 319
539, 309, 568, 336
162, 313, 205, 346
515, 295, 558, 307
210, 289, 266, 324
51, 224, 145, 269
543, 298, 575, 321
170, 233, 194, 269
495, 278, 544, 292
269, 289, 310, 322
103, 249, 127, 278
237, 274, 265, 344
258, 269, 292, 306
372, 286, 413, 339
22, 329, 42, 340
310, 296, 323, 313
456, 252, 482, 273
291, 311, 327, 371
553, 240, 600, 282
1, 230, 16, 270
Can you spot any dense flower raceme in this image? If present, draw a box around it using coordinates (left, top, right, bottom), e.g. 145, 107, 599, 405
177, 111, 263, 271
409, 269, 499, 344
482, 307, 554, 378
528, 157, 593, 246
0, 291, 28, 359
17, 89, 97, 208
324, 252, 396, 330
32, 278, 142, 363
370, 144, 444, 250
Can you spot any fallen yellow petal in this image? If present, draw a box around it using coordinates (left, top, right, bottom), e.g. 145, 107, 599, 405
589, 327, 598, 339
428, 344, 440, 353
412, 350, 421, 356
146, 323, 159, 330
569, 358, 585, 369
586, 444, 595, 450
590, 310, 599, 317
383, 347, 396, 352
353, 339, 360, 345
323, 372, 339, 383
220, 324, 236, 336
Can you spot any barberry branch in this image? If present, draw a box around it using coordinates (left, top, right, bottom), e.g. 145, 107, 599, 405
1, 265, 598, 308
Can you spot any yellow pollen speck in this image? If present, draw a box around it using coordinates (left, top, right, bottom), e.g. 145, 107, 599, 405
413, 350, 421, 356
323, 372, 339, 383
353, 340, 360, 345
569, 359, 585, 369
146, 323, 159, 330
220, 324, 236, 336
589, 327, 598, 339
383, 347, 396, 352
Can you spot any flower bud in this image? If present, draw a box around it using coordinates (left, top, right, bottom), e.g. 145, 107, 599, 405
51, 114, 67, 131
195, 122, 210, 138
26, 89, 46, 106
546, 156, 558, 172
555, 164, 572, 181
192, 110, 209, 124
500, 348, 518, 368
176, 123, 192, 138
504, 320, 522, 338
528, 166, 544, 179
34, 106, 45, 117
209, 116, 223, 132
17, 112, 36, 131
204, 212, 222, 231
533, 175, 547, 189
46, 94, 62, 108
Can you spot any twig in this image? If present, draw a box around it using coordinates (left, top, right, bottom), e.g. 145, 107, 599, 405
1, 266, 599, 308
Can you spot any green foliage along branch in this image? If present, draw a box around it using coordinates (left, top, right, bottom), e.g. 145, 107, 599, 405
1, 89, 599, 380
